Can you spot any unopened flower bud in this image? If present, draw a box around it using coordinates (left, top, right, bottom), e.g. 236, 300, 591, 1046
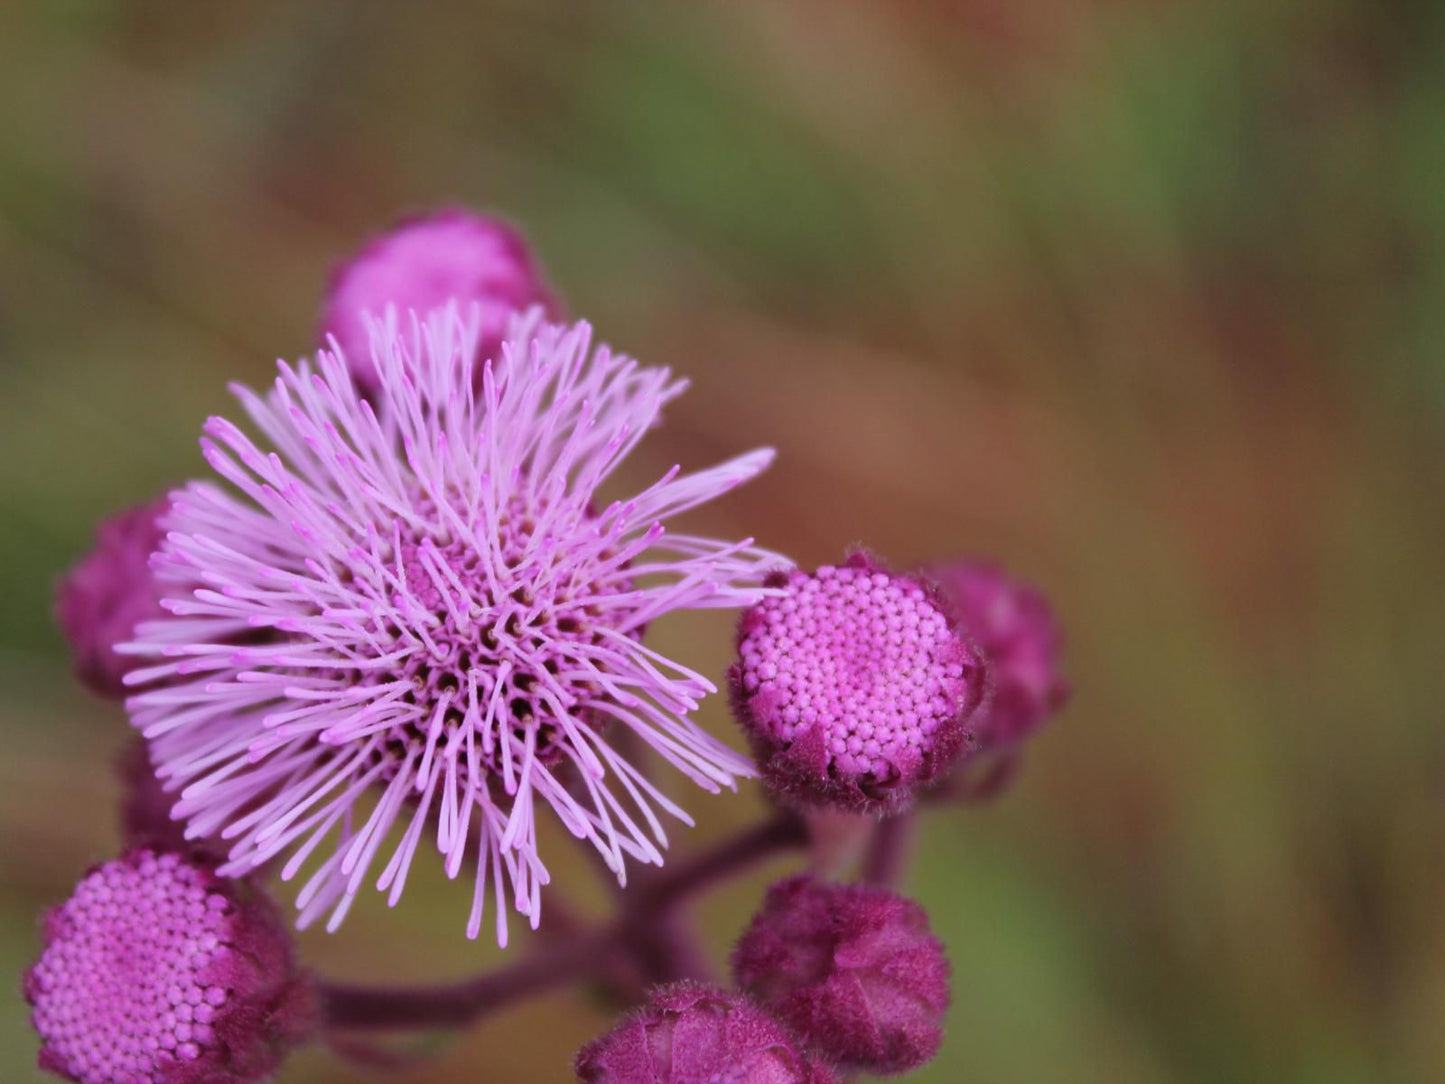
319, 206, 558, 391
920, 560, 1067, 751
733, 876, 949, 1074
55, 496, 170, 697
729, 552, 988, 815
25, 848, 315, 1084
575, 981, 836, 1083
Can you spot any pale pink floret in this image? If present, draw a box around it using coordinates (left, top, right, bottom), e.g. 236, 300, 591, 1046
123, 306, 780, 943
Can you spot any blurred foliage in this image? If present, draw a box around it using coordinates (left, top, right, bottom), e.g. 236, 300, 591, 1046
2, 1, 1444, 1081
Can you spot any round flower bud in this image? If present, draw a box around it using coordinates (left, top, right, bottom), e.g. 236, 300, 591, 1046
729, 551, 989, 815
920, 560, 1068, 751
25, 849, 316, 1084
55, 496, 170, 697
732, 876, 950, 1075
319, 206, 558, 391
574, 981, 836, 1084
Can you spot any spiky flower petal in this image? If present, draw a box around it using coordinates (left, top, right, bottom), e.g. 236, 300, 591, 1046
126, 306, 780, 942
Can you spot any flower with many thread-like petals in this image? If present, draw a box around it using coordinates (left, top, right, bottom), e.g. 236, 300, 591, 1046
25, 848, 314, 1084
124, 306, 780, 942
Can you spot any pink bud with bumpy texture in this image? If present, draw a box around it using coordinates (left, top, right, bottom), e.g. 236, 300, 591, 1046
920, 560, 1067, 751
55, 496, 170, 697
575, 981, 836, 1083
25, 849, 316, 1084
733, 876, 949, 1075
319, 206, 558, 391
729, 551, 989, 815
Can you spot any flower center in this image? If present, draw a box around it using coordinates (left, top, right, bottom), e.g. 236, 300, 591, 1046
348, 493, 630, 776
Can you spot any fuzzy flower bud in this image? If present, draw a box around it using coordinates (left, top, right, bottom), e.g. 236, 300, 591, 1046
55, 496, 170, 697
575, 981, 836, 1084
729, 551, 988, 815
25, 849, 315, 1084
920, 560, 1067, 751
319, 206, 558, 390
732, 876, 949, 1075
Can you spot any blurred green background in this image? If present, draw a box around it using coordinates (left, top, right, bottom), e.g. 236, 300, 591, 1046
3, 1, 1445, 1080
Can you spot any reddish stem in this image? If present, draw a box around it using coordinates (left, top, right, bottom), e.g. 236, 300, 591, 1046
860, 811, 916, 888
319, 810, 807, 1032
324, 929, 612, 1031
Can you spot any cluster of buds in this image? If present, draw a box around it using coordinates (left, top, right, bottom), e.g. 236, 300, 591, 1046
40, 205, 1068, 1081
577, 875, 951, 1080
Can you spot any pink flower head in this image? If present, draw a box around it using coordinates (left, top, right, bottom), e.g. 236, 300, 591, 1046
124, 307, 779, 942
320, 207, 557, 392
574, 981, 837, 1083
920, 560, 1067, 750
732, 876, 949, 1075
56, 496, 171, 697
25, 848, 315, 1084
729, 552, 988, 815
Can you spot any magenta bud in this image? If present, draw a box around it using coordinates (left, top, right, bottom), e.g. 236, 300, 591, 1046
732, 876, 950, 1075
319, 206, 559, 391
729, 551, 989, 815
574, 981, 836, 1083
55, 496, 171, 698
25, 849, 316, 1084
919, 560, 1068, 751
117, 737, 222, 857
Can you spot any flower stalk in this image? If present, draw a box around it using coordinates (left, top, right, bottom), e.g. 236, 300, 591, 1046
320, 810, 807, 1033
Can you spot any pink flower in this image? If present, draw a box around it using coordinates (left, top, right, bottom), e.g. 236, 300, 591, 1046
56, 496, 170, 697
124, 307, 779, 942
319, 207, 557, 392
920, 560, 1067, 750
574, 981, 836, 1083
729, 552, 989, 815
733, 876, 950, 1075
25, 849, 315, 1084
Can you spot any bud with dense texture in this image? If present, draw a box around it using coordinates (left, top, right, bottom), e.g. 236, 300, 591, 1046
25, 849, 315, 1084
574, 981, 836, 1083
730, 552, 988, 815
733, 876, 949, 1074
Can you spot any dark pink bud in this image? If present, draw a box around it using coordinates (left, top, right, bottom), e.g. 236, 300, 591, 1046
319, 206, 559, 391
920, 560, 1068, 751
732, 876, 950, 1075
117, 738, 222, 857
729, 551, 989, 815
25, 849, 316, 1084
55, 496, 171, 698
574, 981, 836, 1083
